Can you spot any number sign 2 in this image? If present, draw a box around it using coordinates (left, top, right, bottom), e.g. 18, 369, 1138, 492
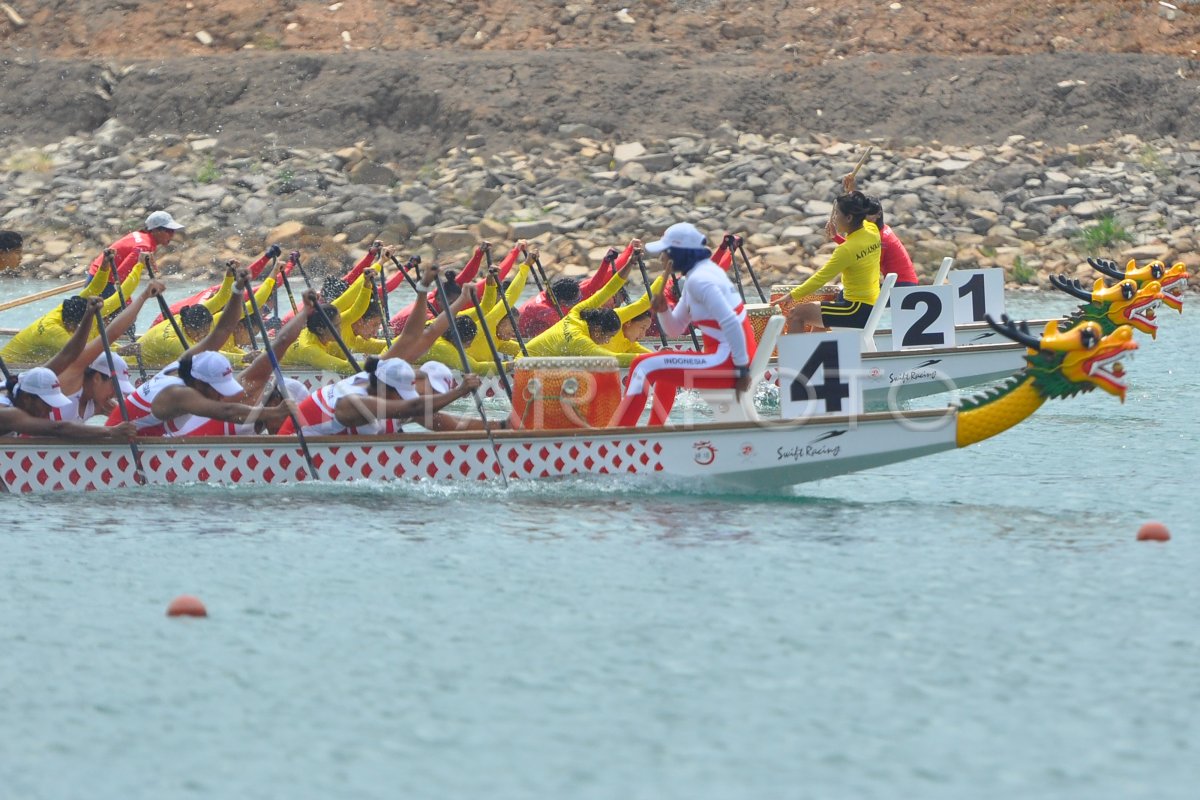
777, 330, 862, 419
948, 268, 1005, 323
890, 285, 956, 349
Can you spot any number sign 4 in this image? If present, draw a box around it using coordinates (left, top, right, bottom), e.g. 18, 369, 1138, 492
777, 330, 863, 419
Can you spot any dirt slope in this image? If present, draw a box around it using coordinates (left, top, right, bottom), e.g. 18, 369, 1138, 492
1, 1, 1198, 160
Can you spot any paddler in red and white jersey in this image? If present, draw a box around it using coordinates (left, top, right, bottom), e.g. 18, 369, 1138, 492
611, 222, 755, 427
278, 356, 480, 436
106, 268, 271, 435
165, 289, 320, 437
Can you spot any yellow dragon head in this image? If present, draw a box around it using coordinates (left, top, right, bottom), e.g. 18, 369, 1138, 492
1089, 257, 1189, 313
1088, 277, 1164, 337
988, 315, 1139, 402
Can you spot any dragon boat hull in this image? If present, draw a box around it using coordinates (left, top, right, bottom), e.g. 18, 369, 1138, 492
0, 410, 959, 493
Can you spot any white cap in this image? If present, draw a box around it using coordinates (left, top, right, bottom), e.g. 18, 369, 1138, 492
419, 361, 455, 394
190, 351, 242, 397
374, 358, 419, 400
145, 210, 184, 231
645, 222, 706, 254
15, 367, 74, 408
89, 352, 135, 395
281, 377, 310, 403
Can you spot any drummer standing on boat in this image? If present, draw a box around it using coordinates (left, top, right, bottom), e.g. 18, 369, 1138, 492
611, 223, 754, 427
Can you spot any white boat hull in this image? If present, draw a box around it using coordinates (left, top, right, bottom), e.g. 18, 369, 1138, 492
0, 410, 959, 493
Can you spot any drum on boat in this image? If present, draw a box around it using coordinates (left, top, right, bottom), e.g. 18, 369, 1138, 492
512, 356, 622, 430
769, 284, 841, 332
746, 303, 781, 348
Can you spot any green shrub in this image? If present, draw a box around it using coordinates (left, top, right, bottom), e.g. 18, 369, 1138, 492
195, 157, 218, 184
1011, 256, 1036, 285
1073, 214, 1133, 255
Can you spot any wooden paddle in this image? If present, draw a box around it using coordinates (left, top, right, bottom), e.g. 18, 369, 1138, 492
94, 310, 148, 485
433, 273, 508, 487
483, 243, 528, 357
850, 145, 874, 178
244, 272, 317, 480
0, 279, 87, 313
465, 283, 514, 400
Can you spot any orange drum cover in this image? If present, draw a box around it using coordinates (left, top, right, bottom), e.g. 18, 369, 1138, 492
512, 356, 622, 430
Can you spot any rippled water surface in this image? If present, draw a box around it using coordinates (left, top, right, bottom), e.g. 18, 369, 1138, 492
2, 286, 1197, 799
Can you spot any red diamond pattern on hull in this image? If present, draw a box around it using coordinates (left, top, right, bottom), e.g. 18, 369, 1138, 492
1, 433, 668, 492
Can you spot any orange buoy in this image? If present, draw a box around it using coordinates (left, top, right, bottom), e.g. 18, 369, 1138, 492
166, 595, 208, 617
1136, 522, 1171, 542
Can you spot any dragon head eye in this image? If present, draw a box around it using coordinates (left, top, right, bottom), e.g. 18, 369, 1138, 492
1080, 326, 1099, 349
1151, 262, 1165, 279
1121, 281, 1136, 301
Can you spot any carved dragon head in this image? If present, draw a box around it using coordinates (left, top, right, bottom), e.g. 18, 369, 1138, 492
1089, 257, 1189, 312
1050, 274, 1164, 337
987, 315, 1138, 401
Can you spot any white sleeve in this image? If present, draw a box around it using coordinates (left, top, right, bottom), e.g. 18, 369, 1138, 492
694, 281, 750, 367
656, 293, 691, 338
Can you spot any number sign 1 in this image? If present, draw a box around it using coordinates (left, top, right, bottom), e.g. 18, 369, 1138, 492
890, 285, 957, 350
948, 268, 1005, 323
777, 330, 863, 419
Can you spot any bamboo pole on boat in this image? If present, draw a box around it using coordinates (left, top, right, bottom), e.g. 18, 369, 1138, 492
0, 279, 87, 313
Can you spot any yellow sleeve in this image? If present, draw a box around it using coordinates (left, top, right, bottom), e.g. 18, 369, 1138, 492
480, 278, 498, 314
333, 275, 370, 317
616, 274, 662, 323
80, 265, 111, 298
484, 262, 530, 329
789, 228, 878, 301
202, 271, 236, 312
100, 262, 143, 317
344, 331, 387, 356
416, 338, 495, 375
563, 330, 627, 359
245, 277, 275, 316
605, 331, 650, 357
572, 272, 628, 316
282, 333, 356, 373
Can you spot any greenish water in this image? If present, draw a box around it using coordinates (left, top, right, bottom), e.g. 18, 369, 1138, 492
1, 285, 1197, 799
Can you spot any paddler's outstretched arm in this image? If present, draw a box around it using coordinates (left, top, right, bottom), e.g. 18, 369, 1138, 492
0, 406, 137, 441
239, 289, 318, 401
184, 264, 250, 359
57, 281, 166, 393
42, 297, 103, 375
382, 264, 472, 363
333, 377, 480, 429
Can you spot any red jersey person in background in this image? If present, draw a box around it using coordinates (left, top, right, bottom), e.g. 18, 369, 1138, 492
87, 210, 184, 293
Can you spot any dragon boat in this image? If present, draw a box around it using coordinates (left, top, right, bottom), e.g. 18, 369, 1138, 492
0, 317, 1138, 493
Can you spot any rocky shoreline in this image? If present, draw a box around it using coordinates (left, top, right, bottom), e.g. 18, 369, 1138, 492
2, 120, 1197, 292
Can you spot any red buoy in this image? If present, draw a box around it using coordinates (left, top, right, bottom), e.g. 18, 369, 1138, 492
166, 595, 208, 617
1136, 522, 1171, 542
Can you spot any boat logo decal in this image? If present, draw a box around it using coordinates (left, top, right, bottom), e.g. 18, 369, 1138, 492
692, 440, 717, 466
739, 443, 755, 458
777, 430, 846, 462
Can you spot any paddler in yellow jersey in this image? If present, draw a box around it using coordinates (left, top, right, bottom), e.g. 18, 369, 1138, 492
523, 255, 633, 359
1, 259, 142, 364
137, 263, 276, 367
772, 190, 881, 331
462, 258, 532, 362
281, 267, 379, 373
600, 272, 665, 368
